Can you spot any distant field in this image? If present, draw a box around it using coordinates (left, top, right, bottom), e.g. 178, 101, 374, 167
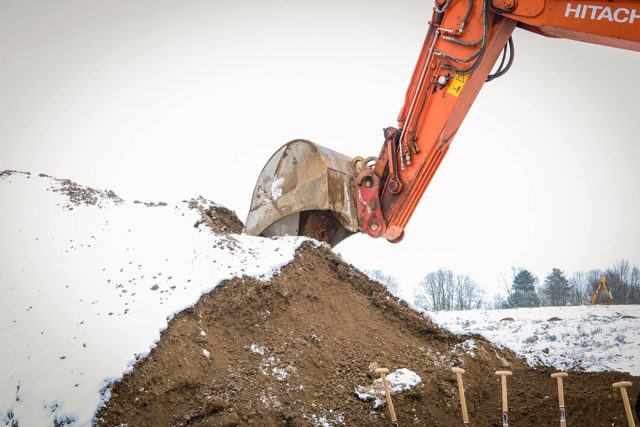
430, 305, 640, 375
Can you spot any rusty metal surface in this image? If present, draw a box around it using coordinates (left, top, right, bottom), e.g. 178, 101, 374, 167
245, 140, 359, 246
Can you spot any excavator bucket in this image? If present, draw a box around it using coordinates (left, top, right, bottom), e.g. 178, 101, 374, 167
245, 139, 360, 247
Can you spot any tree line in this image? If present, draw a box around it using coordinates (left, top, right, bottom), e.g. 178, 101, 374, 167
497, 260, 640, 309
368, 259, 640, 311
413, 269, 484, 311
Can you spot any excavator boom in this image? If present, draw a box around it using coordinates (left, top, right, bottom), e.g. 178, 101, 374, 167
246, 0, 640, 245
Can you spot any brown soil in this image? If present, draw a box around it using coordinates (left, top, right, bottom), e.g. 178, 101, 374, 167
5, 170, 636, 425
38, 173, 124, 208
189, 196, 244, 235
1, 170, 123, 209
0, 169, 31, 178
95, 244, 639, 426
299, 210, 342, 244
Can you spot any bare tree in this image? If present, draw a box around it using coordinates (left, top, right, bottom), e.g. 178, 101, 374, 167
603, 260, 640, 304
366, 269, 400, 296
414, 269, 483, 311
568, 271, 596, 305
455, 274, 484, 310
414, 270, 452, 311
490, 294, 507, 310
630, 265, 640, 303
568, 262, 640, 305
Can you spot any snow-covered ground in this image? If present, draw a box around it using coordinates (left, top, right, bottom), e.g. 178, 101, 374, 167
430, 305, 640, 375
0, 172, 309, 426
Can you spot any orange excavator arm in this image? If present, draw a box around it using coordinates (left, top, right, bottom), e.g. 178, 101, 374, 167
356, 0, 640, 242
246, 0, 639, 246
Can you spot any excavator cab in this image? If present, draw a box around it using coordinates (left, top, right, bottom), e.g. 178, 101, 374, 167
244, 140, 360, 247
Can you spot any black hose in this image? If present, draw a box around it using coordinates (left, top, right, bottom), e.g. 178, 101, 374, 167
439, 0, 490, 75
486, 36, 514, 82
461, 0, 473, 32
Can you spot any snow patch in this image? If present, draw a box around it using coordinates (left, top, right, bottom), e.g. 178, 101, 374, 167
355, 368, 422, 409
250, 344, 266, 355
303, 410, 345, 426
254, 347, 297, 382
259, 392, 281, 409
452, 339, 477, 358
272, 367, 288, 381
0, 172, 311, 426
270, 177, 284, 200
431, 305, 640, 375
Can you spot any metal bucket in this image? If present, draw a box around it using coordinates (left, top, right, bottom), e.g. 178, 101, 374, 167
244, 139, 360, 247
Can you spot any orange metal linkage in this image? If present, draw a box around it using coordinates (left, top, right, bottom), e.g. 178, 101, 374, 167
367, 0, 640, 241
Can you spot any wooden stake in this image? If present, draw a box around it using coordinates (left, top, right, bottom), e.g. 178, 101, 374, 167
551, 372, 568, 427
495, 370, 512, 426
375, 368, 398, 426
613, 381, 636, 427
452, 367, 470, 426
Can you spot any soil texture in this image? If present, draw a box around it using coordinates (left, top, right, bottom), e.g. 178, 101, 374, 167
95, 243, 639, 426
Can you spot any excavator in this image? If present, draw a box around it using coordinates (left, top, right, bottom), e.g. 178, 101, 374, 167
245, 0, 640, 247
590, 276, 615, 305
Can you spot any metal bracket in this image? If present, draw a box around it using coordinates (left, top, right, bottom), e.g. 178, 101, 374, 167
355, 169, 387, 238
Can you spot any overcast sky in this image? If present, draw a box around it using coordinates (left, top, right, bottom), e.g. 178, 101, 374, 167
1, 0, 639, 300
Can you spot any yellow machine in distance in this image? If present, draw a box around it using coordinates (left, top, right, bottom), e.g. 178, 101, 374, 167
590, 276, 615, 305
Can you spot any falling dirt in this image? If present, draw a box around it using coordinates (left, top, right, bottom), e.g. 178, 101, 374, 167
95, 242, 639, 426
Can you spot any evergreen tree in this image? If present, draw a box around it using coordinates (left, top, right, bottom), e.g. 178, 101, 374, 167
505, 269, 540, 308
513, 270, 536, 292
542, 268, 572, 306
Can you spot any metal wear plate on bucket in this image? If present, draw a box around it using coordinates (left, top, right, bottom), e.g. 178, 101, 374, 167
244, 139, 359, 247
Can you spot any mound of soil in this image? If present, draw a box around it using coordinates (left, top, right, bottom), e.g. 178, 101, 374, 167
96, 244, 638, 426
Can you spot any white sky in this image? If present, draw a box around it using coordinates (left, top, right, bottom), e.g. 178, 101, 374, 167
1, 0, 639, 300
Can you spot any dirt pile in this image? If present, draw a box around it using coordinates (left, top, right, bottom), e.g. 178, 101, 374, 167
189, 196, 245, 235
95, 240, 639, 425
39, 172, 124, 208
2, 169, 636, 425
